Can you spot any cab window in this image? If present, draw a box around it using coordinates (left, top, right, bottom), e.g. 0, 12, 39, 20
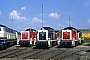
0, 27, 1, 31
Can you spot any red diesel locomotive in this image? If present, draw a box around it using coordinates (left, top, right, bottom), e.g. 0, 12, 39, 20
19, 28, 37, 46
58, 26, 83, 47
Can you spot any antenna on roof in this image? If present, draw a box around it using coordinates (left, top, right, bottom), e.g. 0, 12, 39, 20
69, 15, 71, 27
11, 16, 13, 30
42, 5, 43, 29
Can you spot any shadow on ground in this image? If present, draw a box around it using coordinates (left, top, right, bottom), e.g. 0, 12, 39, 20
33, 46, 51, 49
85, 49, 90, 52
0, 45, 16, 51
84, 43, 90, 46
16, 44, 33, 47
55, 45, 74, 48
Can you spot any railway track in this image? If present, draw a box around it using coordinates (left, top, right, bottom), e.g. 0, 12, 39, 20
0, 45, 90, 60
22, 49, 49, 59
0, 49, 34, 58
22, 49, 60, 59
37, 49, 67, 60
0, 49, 17, 54
44, 47, 88, 60
0, 47, 29, 58
0, 49, 20, 58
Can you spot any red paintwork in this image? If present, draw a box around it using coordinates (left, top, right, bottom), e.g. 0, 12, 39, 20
30, 29, 33, 38
63, 32, 70, 40
22, 32, 28, 40
72, 30, 76, 40
33, 31, 37, 38
62, 30, 78, 40
72, 30, 78, 40
21, 28, 37, 40
56, 33, 60, 38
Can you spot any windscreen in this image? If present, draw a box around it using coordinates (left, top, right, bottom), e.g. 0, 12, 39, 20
63, 32, 70, 40
22, 32, 28, 40
39, 32, 46, 40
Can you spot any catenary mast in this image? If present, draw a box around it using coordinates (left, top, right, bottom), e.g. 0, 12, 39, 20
42, 5, 43, 29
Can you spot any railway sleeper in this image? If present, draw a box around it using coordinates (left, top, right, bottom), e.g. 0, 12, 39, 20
0, 50, 20, 58
54, 49, 86, 60
39, 50, 65, 60
4, 49, 33, 58
20, 49, 42, 59
30, 50, 56, 59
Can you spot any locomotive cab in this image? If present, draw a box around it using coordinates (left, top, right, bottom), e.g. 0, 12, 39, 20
36, 30, 48, 47
19, 28, 37, 46
35, 27, 60, 48
59, 27, 83, 47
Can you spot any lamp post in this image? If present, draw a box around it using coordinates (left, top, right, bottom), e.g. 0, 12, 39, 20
42, 5, 43, 29
11, 16, 13, 29
11, 16, 13, 39
69, 15, 70, 27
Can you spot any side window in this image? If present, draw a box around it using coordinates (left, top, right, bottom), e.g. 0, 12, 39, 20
13, 30, 15, 34
7, 28, 9, 32
9, 28, 10, 32
5, 28, 7, 32
5, 27, 9, 32
11, 29, 13, 33
79, 32, 82, 38
0, 27, 1, 31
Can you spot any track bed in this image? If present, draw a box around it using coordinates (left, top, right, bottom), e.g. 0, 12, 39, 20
0, 43, 90, 60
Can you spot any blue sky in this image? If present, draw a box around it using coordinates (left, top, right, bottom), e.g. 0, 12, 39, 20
0, 0, 90, 32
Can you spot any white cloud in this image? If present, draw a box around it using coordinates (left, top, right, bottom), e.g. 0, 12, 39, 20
87, 19, 90, 24
24, 17, 45, 26
32, 17, 42, 23
9, 10, 27, 20
24, 17, 42, 25
48, 12, 60, 19
85, 0, 90, 5
21, 7, 26, 10
17, 16, 48, 31
31, 17, 45, 23
0, 11, 1, 14
21, 17, 46, 30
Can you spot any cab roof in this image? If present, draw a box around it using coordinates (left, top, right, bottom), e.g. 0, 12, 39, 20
63, 26, 77, 30
25, 28, 36, 31
41, 27, 54, 30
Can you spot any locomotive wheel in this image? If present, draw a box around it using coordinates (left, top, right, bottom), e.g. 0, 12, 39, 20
52, 42, 57, 46
4, 44, 7, 48
81, 40, 83, 44
0, 45, 4, 50
75, 41, 79, 46
48, 42, 52, 47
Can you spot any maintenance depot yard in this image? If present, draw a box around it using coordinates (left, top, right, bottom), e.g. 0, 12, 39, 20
0, 43, 90, 60
0, 29, 90, 60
